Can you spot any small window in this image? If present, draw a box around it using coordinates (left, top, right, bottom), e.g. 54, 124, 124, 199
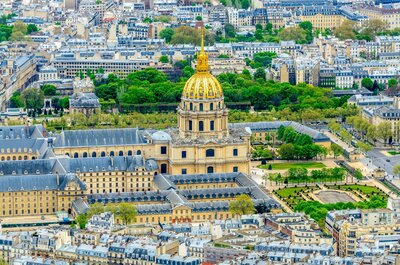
190, 103, 193, 110
161, 164, 167, 174
110, 151, 115, 157
182, 169, 187, 174
210, 103, 214, 110
161, 146, 167, 155
200, 103, 203, 111
199, 121, 204, 131
206, 149, 214, 157
233, 148, 238, 156
233, 166, 238, 172
210, 121, 215, 131
207, 166, 214, 174
182, 151, 187, 158
189, 120, 192, 131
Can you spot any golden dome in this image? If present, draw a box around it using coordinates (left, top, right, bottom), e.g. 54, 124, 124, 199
182, 29, 223, 100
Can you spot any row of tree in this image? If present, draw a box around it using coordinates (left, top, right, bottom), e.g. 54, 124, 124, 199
75, 202, 137, 229
294, 195, 387, 227
268, 167, 346, 184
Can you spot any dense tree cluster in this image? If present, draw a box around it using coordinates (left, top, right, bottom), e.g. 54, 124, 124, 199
294, 195, 387, 227
159, 26, 214, 45
277, 126, 327, 160
92, 68, 352, 115
0, 17, 39, 42
269, 167, 346, 184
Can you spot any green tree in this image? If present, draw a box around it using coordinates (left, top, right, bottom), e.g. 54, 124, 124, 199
334, 20, 356, 40
278, 26, 307, 44
10, 20, 28, 41
118, 203, 137, 224
21, 87, 44, 110
299, 21, 313, 43
87, 202, 104, 217
182, 66, 195, 79
229, 194, 255, 216
377, 121, 393, 144
195, 16, 202, 21
254, 68, 266, 80
75, 214, 88, 229
393, 164, 400, 176
160, 28, 174, 43
254, 29, 263, 40
9, 91, 24, 108
224, 23, 236, 38
255, 23, 263, 30
388, 78, 398, 88
361, 78, 374, 91
41, 84, 57, 96
143, 17, 152, 23
27, 24, 39, 34
330, 143, 343, 158
159, 55, 169, 63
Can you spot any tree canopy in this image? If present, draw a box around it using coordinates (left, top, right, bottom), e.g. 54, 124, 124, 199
229, 194, 256, 216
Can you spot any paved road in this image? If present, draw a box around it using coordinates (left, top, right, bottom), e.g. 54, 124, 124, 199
365, 149, 400, 176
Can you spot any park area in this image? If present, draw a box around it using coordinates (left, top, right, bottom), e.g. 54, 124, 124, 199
258, 161, 326, 170
274, 184, 388, 228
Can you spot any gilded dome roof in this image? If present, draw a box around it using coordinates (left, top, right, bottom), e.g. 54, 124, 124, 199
182, 29, 223, 100
182, 72, 223, 99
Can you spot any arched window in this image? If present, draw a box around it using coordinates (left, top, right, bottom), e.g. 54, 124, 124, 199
206, 149, 215, 157
101, 151, 106, 157
190, 103, 193, 110
199, 103, 203, 111
92, 152, 97, 157
83, 152, 88, 158
74, 153, 79, 158
65, 153, 69, 157
137, 150, 141, 155
207, 166, 214, 174
210, 103, 214, 110
110, 151, 115, 157
199, 121, 204, 131
119, 151, 124, 156
128, 150, 133, 156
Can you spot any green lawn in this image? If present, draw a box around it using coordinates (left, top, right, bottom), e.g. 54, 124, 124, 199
259, 162, 326, 170
327, 185, 387, 198
276, 187, 305, 197
388, 150, 400, 156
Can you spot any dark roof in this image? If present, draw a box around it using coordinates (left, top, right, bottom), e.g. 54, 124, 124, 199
0, 159, 57, 176
0, 125, 45, 139
229, 121, 330, 142
60, 156, 158, 173
54, 128, 147, 147
0, 173, 85, 192
69, 92, 100, 108
0, 138, 47, 156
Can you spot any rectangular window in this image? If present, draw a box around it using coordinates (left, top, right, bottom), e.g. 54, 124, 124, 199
210, 121, 214, 131
189, 120, 192, 131
199, 121, 204, 131
182, 151, 187, 158
182, 169, 187, 174
233, 166, 238, 172
233, 148, 238, 156
161, 146, 167, 155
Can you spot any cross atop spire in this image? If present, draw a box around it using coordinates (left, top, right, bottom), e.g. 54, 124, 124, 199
196, 27, 209, 73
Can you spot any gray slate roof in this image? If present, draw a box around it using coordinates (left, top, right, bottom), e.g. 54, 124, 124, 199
54, 128, 147, 147
229, 121, 330, 142
0, 173, 85, 192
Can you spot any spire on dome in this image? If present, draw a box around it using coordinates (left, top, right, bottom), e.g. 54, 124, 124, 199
196, 27, 209, 73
